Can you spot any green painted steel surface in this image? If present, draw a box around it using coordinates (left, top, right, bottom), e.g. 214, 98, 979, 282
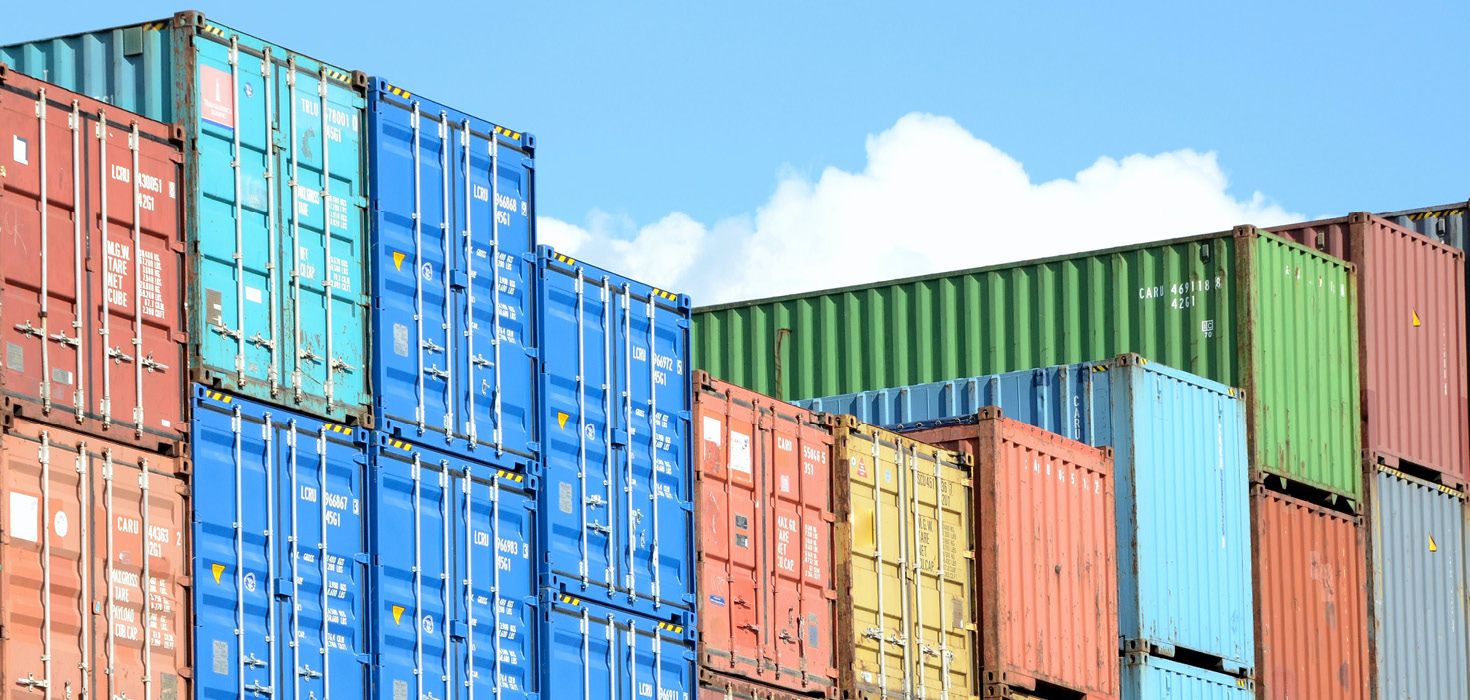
695, 228, 1362, 500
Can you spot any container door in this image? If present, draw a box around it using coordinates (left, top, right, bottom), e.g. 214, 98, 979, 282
541, 597, 695, 700
699, 398, 761, 670
847, 434, 909, 693
772, 415, 834, 684
456, 468, 538, 699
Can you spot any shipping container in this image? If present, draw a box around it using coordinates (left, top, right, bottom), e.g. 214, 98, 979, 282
1120, 654, 1254, 700
0, 417, 190, 700
904, 408, 1117, 700
693, 372, 837, 697
695, 226, 1363, 504
368, 433, 539, 700
190, 385, 369, 700
2, 14, 372, 422
1366, 463, 1469, 700
699, 668, 812, 700
804, 355, 1254, 673
1251, 486, 1370, 700
828, 417, 976, 698
0, 64, 187, 451
540, 591, 697, 700
1383, 200, 1469, 252
367, 78, 537, 465
536, 248, 697, 622
1270, 213, 1469, 485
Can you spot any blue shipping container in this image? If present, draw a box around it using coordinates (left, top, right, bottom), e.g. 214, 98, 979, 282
190, 385, 370, 700
540, 592, 696, 700
800, 354, 1254, 671
368, 433, 539, 700
3, 13, 372, 421
1122, 654, 1254, 700
536, 248, 697, 623
368, 78, 537, 466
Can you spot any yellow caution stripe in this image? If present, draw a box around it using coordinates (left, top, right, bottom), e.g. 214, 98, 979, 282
560, 594, 581, 606
651, 288, 679, 302
496, 469, 524, 483
657, 621, 684, 634
553, 252, 577, 266
201, 23, 226, 37
141, 21, 167, 31
204, 390, 233, 404
326, 424, 353, 436
493, 125, 522, 141
323, 68, 353, 84
1408, 208, 1465, 221
383, 83, 412, 99
386, 438, 414, 452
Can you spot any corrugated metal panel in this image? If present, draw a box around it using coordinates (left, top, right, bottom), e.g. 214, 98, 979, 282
367, 79, 537, 465
1367, 464, 1469, 700
698, 669, 812, 700
1120, 654, 1254, 700
1252, 487, 1370, 700
536, 248, 697, 621
0, 418, 191, 700
3, 14, 373, 422
0, 65, 187, 450
368, 434, 538, 700
190, 385, 370, 699
830, 418, 976, 698
1382, 200, 1470, 252
904, 409, 1117, 699
540, 592, 697, 700
801, 356, 1254, 671
697, 228, 1362, 503
693, 373, 837, 696
1271, 213, 1469, 485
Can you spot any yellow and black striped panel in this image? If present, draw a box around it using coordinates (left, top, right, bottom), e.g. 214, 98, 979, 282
559, 594, 582, 606
656, 621, 684, 634
1408, 208, 1466, 221
203, 390, 234, 404
552, 251, 577, 266
383, 83, 412, 100
495, 469, 525, 483
140, 21, 168, 31
1381, 465, 1464, 498
493, 125, 522, 141
325, 424, 353, 436
323, 68, 353, 84
384, 437, 415, 452
651, 288, 680, 302
201, 23, 226, 38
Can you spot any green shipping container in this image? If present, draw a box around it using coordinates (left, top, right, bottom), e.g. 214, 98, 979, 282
695, 226, 1363, 503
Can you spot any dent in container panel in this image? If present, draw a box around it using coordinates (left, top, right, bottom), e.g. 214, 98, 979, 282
903, 408, 1118, 700
367, 78, 537, 465
190, 386, 369, 700
540, 591, 697, 700
693, 372, 837, 697
0, 418, 190, 700
536, 248, 696, 622
0, 64, 187, 451
368, 433, 539, 700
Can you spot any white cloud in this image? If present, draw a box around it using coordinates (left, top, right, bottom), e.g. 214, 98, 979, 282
541, 113, 1301, 306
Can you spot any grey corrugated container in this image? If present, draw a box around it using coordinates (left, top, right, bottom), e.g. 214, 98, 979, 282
1367, 462, 1469, 700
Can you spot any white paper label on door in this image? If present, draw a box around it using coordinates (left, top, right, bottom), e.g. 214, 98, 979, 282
9, 492, 39, 543
730, 431, 752, 474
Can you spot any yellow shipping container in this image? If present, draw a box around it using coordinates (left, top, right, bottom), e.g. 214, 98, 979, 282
831, 415, 977, 699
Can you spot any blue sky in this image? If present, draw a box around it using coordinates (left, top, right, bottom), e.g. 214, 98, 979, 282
7, 2, 1467, 300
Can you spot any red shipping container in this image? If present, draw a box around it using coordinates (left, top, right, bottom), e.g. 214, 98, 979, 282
904, 407, 1118, 700
0, 416, 190, 699
1270, 213, 1470, 485
0, 65, 187, 453
699, 668, 812, 700
694, 372, 839, 698
1252, 486, 1370, 700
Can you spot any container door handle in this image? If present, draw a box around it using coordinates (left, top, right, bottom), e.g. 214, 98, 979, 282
14, 674, 48, 689
140, 354, 170, 373
48, 331, 80, 347
106, 346, 134, 364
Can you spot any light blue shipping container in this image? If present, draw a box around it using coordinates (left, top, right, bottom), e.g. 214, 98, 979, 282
368, 433, 539, 700
540, 592, 696, 700
3, 13, 372, 422
190, 385, 370, 700
367, 78, 537, 466
1122, 654, 1254, 700
800, 354, 1254, 671
1368, 465, 1469, 700
536, 247, 697, 624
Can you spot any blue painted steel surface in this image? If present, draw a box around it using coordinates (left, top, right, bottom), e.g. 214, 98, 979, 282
800, 355, 1253, 669
190, 384, 370, 700
368, 79, 537, 466
536, 247, 697, 622
368, 433, 539, 700
1121, 654, 1254, 700
3, 14, 372, 421
540, 592, 696, 700
1368, 465, 1469, 700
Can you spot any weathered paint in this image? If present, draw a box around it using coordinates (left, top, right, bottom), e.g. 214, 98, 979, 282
800, 356, 1254, 673
1252, 487, 1370, 700
693, 373, 837, 696
3, 14, 372, 421
1367, 464, 1469, 700
905, 408, 1118, 700
697, 228, 1362, 503
1121, 654, 1254, 700
1271, 213, 1469, 486
830, 417, 976, 698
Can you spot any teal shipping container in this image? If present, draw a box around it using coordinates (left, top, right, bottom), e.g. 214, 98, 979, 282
2, 12, 372, 422
1121, 654, 1254, 700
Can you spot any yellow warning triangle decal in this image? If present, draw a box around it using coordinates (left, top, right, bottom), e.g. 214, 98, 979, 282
557, 411, 570, 429
392, 605, 405, 625
393, 251, 406, 271
1429, 535, 1438, 552
1412, 310, 1422, 327
211, 563, 225, 584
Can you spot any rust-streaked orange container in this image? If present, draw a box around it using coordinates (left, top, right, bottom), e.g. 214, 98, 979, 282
1251, 486, 1370, 700
0, 416, 190, 699
904, 407, 1118, 700
694, 372, 839, 697
1270, 213, 1470, 486
699, 668, 813, 700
